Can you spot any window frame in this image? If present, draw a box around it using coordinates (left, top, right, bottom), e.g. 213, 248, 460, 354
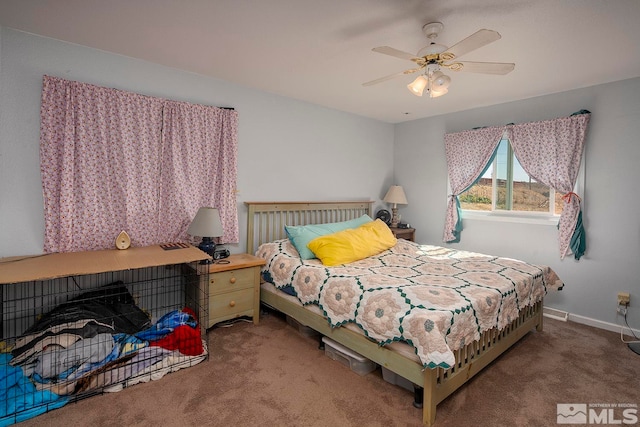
448, 139, 585, 227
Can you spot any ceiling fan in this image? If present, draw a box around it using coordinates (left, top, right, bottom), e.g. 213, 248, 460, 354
363, 22, 515, 98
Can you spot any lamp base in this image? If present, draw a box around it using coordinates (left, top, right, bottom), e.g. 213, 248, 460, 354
390, 207, 399, 228
629, 342, 640, 356
197, 237, 216, 264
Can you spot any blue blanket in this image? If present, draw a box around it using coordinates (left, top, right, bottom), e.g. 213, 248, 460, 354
0, 353, 67, 426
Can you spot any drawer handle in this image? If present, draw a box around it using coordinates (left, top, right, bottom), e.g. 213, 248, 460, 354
229, 300, 236, 307
230, 277, 236, 284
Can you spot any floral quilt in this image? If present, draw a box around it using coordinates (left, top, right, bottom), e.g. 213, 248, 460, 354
256, 239, 563, 369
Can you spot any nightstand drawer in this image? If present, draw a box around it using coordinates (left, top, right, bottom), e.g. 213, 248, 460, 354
389, 227, 415, 242
209, 288, 254, 323
208, 268, 254, 294
196, 253, 266, 328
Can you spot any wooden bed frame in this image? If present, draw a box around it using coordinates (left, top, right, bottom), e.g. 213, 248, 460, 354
245, 201, 544, 426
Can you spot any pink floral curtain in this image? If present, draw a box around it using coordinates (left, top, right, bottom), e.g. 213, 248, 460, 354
507, 112, 590, 259
40, 75, 238, 253
160, 101, 238, 244
443, 126, 504, 242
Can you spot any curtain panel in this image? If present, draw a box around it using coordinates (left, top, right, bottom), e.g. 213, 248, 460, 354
506, 113, 590, 259
442, 111, 590, 260
40, 75, 238, 253
443, 126, 504, 243
160, 101, 238, 244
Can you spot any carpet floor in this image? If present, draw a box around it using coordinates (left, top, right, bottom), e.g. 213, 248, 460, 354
18, 308, 640, 427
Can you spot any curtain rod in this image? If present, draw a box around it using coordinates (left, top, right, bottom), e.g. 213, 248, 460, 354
44, 76, 236, 111
470, 109, 590, 131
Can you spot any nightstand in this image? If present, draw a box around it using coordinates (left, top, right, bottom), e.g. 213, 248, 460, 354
194, 253, 265, 329
389, 227, 415, 242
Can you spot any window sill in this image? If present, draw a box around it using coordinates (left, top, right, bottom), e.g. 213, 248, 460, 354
461, 210, 559, 226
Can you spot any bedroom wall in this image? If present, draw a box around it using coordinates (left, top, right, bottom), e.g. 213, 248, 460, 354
0, 26, 394, 259
394, 77, 640, 333
2, 25, 638, 336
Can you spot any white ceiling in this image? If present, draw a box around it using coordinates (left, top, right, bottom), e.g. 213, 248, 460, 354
1, 0, 639, 123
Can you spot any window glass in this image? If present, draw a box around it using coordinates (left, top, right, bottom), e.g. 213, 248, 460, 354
459, 139, 563, 215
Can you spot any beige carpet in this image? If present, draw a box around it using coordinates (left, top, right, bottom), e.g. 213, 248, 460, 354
19, 309, 640, 427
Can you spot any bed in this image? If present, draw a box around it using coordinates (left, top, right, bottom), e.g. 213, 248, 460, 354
245, 201, 563, 426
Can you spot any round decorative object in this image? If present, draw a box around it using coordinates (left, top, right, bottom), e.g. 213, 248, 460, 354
376, 209, 391, 226
115, 230, 131, 250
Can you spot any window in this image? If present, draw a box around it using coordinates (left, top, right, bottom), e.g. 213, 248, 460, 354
459, 139, 565, 217
443, 111, 589, 257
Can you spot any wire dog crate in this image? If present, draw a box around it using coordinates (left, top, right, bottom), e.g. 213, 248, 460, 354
0, 245, 209, 425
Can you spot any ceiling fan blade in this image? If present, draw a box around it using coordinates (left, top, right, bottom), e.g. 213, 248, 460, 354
362, 68, 421, 86
444, 29, 502, 60
372, 46, 421, 62
451, 61, 515, 75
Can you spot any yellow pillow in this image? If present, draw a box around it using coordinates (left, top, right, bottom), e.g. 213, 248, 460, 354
307, 219, 397, 266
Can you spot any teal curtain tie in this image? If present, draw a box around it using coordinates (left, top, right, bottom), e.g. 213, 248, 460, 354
570, 210, 586, 260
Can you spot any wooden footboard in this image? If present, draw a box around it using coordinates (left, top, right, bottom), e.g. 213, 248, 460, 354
246, 201, 544, 426
421, 299, 543, 425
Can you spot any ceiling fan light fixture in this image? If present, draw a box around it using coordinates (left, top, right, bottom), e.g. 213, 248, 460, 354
431, 71, 451, 90
366, 22, 514, 101
407, 75, 428, 96
430, 86, 448, 98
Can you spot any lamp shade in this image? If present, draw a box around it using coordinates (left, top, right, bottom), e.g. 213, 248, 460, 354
383, 186, 408, 205
187, 207, 224, 238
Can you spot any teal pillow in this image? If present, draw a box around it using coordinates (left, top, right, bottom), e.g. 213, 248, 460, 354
285, 214, 373, 259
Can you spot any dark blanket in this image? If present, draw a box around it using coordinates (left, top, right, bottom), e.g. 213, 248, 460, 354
11, 282, 151, 365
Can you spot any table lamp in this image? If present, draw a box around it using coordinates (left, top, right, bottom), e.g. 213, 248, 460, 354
383, 185, 408, 228
187, 207, 224, 263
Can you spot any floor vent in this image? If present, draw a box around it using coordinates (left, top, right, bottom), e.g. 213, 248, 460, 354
543, 307, 569, 322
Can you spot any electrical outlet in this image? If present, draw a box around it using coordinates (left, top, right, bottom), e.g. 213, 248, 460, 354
618, 292, 630, 306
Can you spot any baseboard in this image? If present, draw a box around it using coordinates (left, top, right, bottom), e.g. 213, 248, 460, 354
543, 304, 640, 337
566, 312, 640, 337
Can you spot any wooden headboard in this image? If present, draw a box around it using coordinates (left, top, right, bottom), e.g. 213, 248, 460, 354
244, 201, 374, 255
